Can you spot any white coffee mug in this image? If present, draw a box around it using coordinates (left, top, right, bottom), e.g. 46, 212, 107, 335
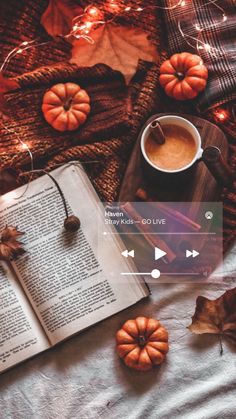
140, 115, 203, 174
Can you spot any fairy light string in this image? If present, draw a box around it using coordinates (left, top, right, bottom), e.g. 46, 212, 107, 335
68, 1, 186, 42
178, 0, 228, 57
0, 0, 187, 174
0, 39, 51, 73
0, 0, 231, 187
0, 1, 229, 73
2, 125, 33, 173
1, 120, 34, 198
67, 0, 229, 58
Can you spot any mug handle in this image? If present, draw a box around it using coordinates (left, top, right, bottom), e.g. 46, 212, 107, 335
201, 146, 234, 187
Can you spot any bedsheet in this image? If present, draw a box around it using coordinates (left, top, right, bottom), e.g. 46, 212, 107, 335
0, 253, 236, 419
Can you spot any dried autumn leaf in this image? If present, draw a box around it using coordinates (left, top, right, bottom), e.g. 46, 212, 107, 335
0, 226, 25, 261
188, 288, 236, 345
0, 72, 19, 114
41, 0, 83, 37
70, 24, 159, 83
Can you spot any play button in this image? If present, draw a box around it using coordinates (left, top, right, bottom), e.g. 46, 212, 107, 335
155, 247, 167, 261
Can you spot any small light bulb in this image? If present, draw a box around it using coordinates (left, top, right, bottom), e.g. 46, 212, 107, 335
136, 7, 143, 11
17, 49, 23, 54
125, 6, 131, 11
73, 24, 79, 31
87, 6, 99, 16
180, 0, 186, 6
214, 109, 229, 123
223, 14, 227, 22
213, 108, 230, 124
21, 41, 28, 46
195, 24, 201, 31
21, 143, 28, 150
106, 0, 121, 13
204, 43, 211, 52
86, 21, 93, 28
219, 113, 226, 121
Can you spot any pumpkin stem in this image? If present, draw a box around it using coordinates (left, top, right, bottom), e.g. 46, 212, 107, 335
138, 335, 147, 347
175, 72, 185, 81
64, 97, 73, 111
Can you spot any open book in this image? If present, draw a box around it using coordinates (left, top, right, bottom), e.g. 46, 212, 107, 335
0, 164, 149, 373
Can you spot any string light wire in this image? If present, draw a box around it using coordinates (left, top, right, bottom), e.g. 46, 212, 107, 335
66, 0, 229, 57
0, 0, 231, 197
67, 0, 185, 40
1, 121, 34, 198
0, 1, 229, 72
0, 39, 50, 72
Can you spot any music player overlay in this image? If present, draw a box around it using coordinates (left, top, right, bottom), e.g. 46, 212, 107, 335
99, 202, 223, 283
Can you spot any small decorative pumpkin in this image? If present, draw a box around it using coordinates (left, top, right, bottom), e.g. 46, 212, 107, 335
42, 82, 90, 132
116, 316, 169, 371
159, 52, 208, 100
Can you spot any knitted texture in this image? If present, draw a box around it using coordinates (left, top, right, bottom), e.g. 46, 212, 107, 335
0, 0, 163, 203
45, 61, 161, 201
1, 62, 130, 171
0, 0, 70, 77
0, 0, 162, 77
0, 0, 235, 252
1, 60, 160, 203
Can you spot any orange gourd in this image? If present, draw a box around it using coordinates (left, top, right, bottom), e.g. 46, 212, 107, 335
42, 82, 90, 132
159, 52, 208, 100
116, 316, 169, 371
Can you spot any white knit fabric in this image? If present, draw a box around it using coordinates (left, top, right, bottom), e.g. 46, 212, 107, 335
1, 250, 236, 419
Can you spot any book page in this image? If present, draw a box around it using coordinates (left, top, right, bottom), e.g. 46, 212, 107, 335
1, 164, 148, 345
0, 263, 49, 373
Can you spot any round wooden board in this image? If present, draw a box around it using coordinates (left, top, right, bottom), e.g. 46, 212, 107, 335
119, 113, 228, 203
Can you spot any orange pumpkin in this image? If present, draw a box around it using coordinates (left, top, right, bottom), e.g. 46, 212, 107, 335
159, 52, 208, 100
116, 316, 169, 371
42, 82, 90, 132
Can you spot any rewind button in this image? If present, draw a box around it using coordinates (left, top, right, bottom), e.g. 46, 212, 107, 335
121, 249, 134, 258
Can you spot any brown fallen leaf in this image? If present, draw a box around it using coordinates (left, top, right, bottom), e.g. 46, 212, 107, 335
0, 226, 25, 261
0, 72, 19, 115
41, 0, 83, 37
70, 24, 159, 83
188, 288, 236, 354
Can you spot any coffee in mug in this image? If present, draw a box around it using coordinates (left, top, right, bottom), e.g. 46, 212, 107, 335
141, 116, 203, 174
145, 124, 197, 171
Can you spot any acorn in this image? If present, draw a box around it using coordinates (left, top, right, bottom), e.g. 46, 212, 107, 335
64, 215, 81, 232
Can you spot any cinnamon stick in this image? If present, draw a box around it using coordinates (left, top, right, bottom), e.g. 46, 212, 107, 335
136, 188, 201, 232
149, 120, 165, 145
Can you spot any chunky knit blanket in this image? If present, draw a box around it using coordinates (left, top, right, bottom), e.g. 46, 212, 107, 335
0, 0, 235, 252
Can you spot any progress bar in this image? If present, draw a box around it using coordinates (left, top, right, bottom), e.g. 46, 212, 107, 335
121, 270, 201, 279
104, 232, 216, 235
